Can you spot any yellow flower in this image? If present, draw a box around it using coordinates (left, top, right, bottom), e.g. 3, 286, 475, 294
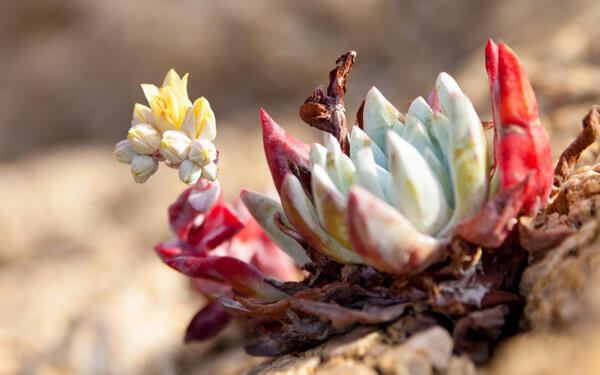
141, 69, 192, 132
115, 68, 219, 184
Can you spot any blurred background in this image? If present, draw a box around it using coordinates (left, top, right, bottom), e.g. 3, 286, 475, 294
1, 0, 600, 374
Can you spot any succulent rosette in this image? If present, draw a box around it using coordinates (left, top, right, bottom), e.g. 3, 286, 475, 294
245, 40, 552, 275
115, 40, 557, 360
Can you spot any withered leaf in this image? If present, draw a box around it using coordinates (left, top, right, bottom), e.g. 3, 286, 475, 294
290, 299, 409, 329
553, 105, 600, 190
299, 51, 356, 154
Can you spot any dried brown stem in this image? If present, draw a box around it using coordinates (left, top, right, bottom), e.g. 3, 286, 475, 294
299, 51, 356, 154
553, 105, 600, 192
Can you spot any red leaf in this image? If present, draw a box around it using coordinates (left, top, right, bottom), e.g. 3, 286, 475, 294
184, 302, 231, 342
261, 109, 310, 194
456, 173, 534, 247
166, 255, 287, 300
168, 180, 221, 240
191, 278, 234, 299
485, 39, 500, 176
486, 41, 553, 214
187, 202, 244, 251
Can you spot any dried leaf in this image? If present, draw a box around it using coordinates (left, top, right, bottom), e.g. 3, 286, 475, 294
291, 299, 409, 329
553, 105, 600, 190
300, 51, 356, 153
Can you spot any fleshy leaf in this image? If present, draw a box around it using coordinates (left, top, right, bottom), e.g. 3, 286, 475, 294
349, 126, 388, 169
310, 143, 328, 169
437, 84, 488, 236
311, 165, 352, 249
489, 42, 553, 213
485, 39, 500, 178
353, 147, 389, 201
456, 173, 534, 247
362, 86, 402, 153
240, 190, 312, 267
187, 202, 245, 251
166, 255, 288, 300
191, 278, 234, 299
347, 186, 447, 274
408, 96, 434, 128
280, 173, 363, 264
324, 134, 356, 195
387, 131, 450, 235
168, 180, 221, 240
261, 109, 311, 193
184, 302, 231, 342
435, 72, 462, 116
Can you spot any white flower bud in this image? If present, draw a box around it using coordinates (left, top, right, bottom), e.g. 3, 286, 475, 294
188, 139, 217, 166
131, 103, 154, 126
131, 154, 158, 183
201, 162, 218, 181
179, 160, 202, 185
113, 139, 137, 164
128, 123, 161, 154
181, 97, 216, 141
159, 130, 191, 165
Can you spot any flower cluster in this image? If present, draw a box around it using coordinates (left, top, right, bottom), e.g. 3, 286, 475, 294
114, 69, 218, 184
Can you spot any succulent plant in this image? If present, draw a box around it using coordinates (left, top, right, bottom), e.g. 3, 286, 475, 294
245, 40, 551, 275
116, 40, 559, 362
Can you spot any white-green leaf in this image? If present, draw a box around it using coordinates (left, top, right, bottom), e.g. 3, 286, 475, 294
435, 72, 463, 116
438, 90, 488, 236
311, 165, 352, 249
349, 126, 388, 169
324, 134, 355, 195
363, 86, 402, 153
310, 143, 328, 169
354, 147, 389, 202
407, 96, 434, 127
240, 190, 312, 267
280, 174, 363, 264
387, 131, 450, 235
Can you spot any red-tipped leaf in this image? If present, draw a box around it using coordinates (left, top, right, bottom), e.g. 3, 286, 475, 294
261, 109, 311, 193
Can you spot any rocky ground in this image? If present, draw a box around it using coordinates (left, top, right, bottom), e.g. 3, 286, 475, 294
3, 1, 600, 374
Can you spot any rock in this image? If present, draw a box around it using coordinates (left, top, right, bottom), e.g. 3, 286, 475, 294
314, 359, 378, 375
321, 327, 384, 360
244, 353, 320, 375
377, 327, 454, 375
